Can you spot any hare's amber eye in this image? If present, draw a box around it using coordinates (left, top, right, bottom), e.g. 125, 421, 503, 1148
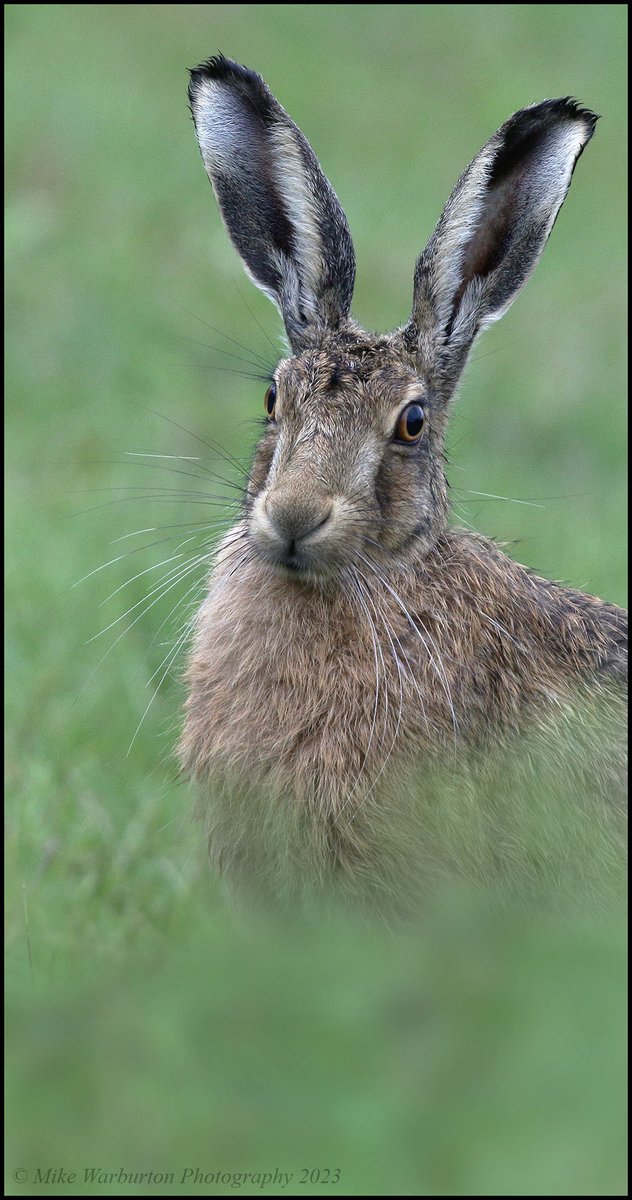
395, 402, 425, 443
264, 383, 277, 418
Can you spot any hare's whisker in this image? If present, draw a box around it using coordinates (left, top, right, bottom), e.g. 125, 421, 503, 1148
338, 569, 406, 835
458, 488, 545, 509
87, 550, 213, 643
174, 301, 276, 370
137, 406, 251, 478
196, 363, 273, 381
231, 278, 282, 359
111, 519, 234, 543
147, 572, 210, 653
76, 553, 209, 701
174, 331, 273, 373
337, 569, 384, 815
356, 550, 459, 749
338, 571, 402, 821
121, 457, 247, 494
127, 614, 199, 758
98, 531, 221, 606
72, 495, 239, 517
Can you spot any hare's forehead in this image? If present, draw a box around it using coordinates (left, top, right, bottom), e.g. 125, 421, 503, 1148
276, 352, 419, 412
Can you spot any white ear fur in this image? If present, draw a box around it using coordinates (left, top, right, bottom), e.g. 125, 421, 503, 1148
419, 145, 497, 339
189, 56, 356, 351
191, 76, 249, 172
408, 99, 598, 377
267, 123, 328, 312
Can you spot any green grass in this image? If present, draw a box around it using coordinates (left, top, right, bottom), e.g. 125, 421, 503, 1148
5, 5, 627, 1196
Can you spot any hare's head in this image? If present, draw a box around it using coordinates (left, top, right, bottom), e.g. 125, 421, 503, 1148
189, 56, 596, 580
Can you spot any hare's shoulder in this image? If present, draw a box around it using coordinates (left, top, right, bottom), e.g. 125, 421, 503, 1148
427, 529, 627, 689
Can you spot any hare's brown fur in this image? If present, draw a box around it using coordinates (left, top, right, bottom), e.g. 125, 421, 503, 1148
180, 58, 626, 911
181, 512, 625, 906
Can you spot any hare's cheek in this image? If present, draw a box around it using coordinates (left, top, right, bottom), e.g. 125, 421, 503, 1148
373, 454, 416, 523
372, 454, 437, 553
248, 440, 276, 500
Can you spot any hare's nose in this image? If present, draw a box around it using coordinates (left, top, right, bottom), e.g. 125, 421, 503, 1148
265, 494, 332, 548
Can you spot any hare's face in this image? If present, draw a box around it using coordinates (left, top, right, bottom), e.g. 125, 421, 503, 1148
245, 340, 448, 580
190, 57, 598, 579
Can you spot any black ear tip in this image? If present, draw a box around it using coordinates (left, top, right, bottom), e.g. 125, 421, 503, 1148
525, 96, 600, 135
189, 52, 229, 79
496, 97, 600, 172
189, 52, 228, 92
189, 52, 263, 90
187, 54, 274, 122
558, 96, 600, 132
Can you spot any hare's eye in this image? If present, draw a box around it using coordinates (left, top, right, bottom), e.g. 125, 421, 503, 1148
264, 383, 277, 418
395, 402, 425, 444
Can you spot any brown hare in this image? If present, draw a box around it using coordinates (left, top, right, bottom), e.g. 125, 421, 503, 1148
180, 55, 627, 915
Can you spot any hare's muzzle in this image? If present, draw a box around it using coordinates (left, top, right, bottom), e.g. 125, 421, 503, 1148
250, 490, 339, 575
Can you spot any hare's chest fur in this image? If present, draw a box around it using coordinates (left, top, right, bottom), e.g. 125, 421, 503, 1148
178, 533, 576, 802
178, 550, 459, 906
180, 554, 444, 806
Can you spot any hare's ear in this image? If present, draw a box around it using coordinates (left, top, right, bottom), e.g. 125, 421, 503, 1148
189, 55, 356, 353
405, 99, 598, 384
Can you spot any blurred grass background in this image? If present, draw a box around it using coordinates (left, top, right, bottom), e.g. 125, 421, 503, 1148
5, 4, 627, 1196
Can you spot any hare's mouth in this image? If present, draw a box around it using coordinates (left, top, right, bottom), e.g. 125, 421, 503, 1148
281, 552, 307, 575
264, 552, 341, 584
251, 536, 346, 585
